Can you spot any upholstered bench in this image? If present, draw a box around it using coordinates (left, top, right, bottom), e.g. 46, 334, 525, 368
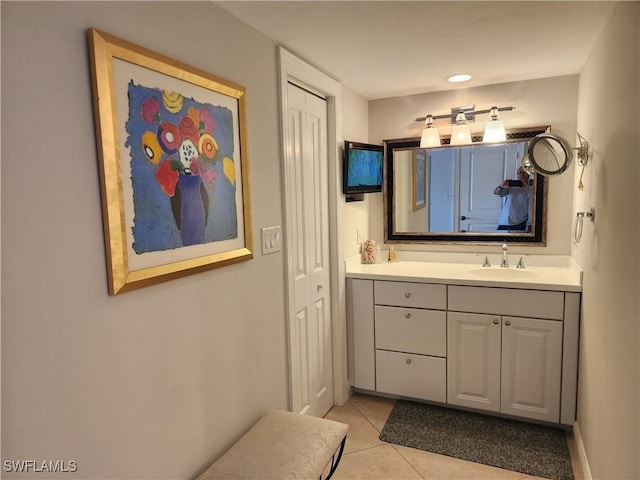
198, 410, 349, 480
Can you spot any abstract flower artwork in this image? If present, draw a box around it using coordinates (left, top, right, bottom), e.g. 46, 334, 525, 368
89, 28, 252, 294
126, 82, 238, 253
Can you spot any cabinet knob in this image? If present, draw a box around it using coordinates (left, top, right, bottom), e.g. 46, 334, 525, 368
405, 292, 411, 298
505, 320, 511, 326
493, 319, 499, 325
406, 358, 412, 365
405, 313, 411, 319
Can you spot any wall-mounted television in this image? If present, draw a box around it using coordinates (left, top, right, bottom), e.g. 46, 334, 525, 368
343, 141, 384, 199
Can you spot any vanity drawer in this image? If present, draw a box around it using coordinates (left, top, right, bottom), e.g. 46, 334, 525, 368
375, 306, 446, 356
376, 350, 446, 403
448, 285, 564, 320
374, 281, 446, 310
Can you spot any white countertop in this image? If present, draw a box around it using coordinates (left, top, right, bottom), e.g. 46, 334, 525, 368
345, 252, 583, 292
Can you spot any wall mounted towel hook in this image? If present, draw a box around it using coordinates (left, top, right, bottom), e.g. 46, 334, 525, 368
574, 207, 595, 245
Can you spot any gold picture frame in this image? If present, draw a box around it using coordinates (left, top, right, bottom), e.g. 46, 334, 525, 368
88, 29, 253, 295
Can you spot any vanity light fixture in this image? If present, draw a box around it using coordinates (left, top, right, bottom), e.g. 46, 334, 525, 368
420, 115, 441, 148
482, 106, 507, 142
414, 105, 515, 146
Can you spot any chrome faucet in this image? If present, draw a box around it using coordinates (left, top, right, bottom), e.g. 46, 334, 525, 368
500, 243, 509, 268
516, 255, 527, 269
476, 253, 491, 267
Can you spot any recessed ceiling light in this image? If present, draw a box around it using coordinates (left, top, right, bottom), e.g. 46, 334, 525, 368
446, 74, 472, 83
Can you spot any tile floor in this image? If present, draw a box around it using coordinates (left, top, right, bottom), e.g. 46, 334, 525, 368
325, 393, 583, 480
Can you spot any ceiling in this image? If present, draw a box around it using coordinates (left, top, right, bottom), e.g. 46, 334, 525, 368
214, 1, 616, 100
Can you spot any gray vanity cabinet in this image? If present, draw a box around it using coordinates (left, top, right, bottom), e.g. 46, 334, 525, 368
347, 278, 581, 426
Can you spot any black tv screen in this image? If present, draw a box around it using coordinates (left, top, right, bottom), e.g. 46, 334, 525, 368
343, 141, 384, 195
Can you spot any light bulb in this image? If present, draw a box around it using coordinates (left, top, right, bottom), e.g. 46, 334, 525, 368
450, 113, 471, 145
483, 119, 506, 142
420, 128, 441, 148
420, 116, 441, 148
450, 125, 471, 145
483, 107, 506, 142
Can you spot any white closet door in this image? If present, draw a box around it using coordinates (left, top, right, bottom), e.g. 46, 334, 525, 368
286, 83, 333, 417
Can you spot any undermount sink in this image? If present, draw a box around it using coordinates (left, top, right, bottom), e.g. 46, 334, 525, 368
467, 268, 538, 279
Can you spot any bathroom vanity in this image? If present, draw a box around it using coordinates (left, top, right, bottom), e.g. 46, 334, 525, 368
346, 252, 582, 426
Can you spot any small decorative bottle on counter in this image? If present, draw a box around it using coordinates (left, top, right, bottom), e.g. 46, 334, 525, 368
361, 240, 376, 264
388, 246, 398, 262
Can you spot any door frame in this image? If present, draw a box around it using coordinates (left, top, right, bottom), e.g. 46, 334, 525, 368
278, 47, 349, 409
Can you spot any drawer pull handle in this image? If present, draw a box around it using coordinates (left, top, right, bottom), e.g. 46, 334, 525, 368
405, 292, 411, 298
493, 319, 499, 325
405, 313, 411, 319
505, 320, 512, 326
406, 358, 412, 365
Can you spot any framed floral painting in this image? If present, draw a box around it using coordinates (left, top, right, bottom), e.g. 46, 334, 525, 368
88, 29, 253, 294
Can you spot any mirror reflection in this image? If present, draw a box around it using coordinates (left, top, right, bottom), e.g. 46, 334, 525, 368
384, 127, 548, 244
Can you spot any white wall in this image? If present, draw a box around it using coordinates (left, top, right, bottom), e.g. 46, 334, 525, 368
1, 2, 288, 479
572, 3, 640, 479
368, 76, 579, 255
341, 87, 371, 259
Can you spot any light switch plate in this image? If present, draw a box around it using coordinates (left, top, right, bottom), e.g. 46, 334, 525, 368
261, 226, 282, 255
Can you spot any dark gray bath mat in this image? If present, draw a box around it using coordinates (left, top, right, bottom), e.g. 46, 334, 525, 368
379, 400, 573, 480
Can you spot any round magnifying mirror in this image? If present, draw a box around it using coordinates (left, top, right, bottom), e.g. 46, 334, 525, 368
527, 133, 572, 176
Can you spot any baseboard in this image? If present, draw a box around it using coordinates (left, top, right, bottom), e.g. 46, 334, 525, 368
573, 421, 593, 480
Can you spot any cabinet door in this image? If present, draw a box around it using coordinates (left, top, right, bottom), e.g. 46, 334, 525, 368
447, 312, 501, 412
501, 316, 562, 423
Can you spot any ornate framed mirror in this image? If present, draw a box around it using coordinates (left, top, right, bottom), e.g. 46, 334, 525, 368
384, 126, 549, 245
